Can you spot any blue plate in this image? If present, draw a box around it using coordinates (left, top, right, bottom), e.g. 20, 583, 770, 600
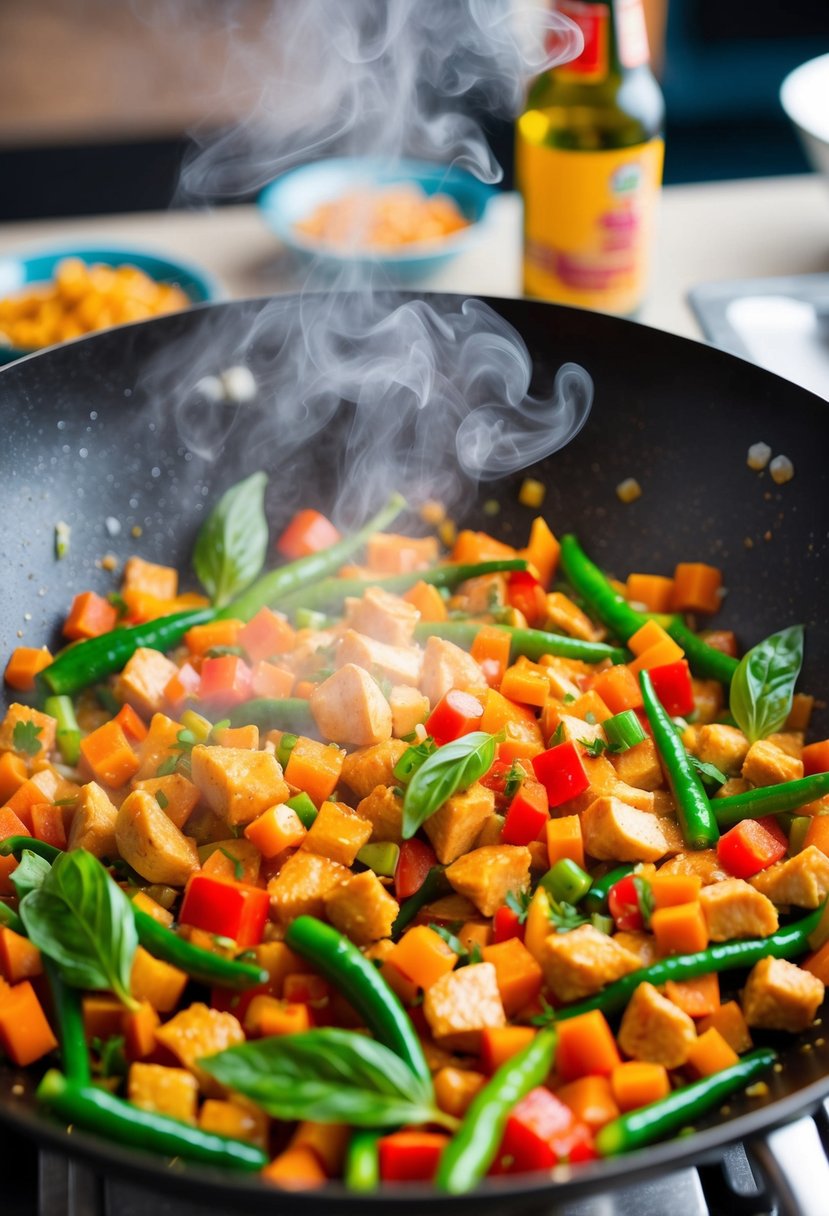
258, 157, 497, 279
0, 244, 221, 364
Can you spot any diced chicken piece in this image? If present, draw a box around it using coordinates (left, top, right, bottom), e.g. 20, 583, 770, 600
741, 956, 824, 1032
699, 878, 778, 940
554, 754, 653, 816
610, 739, 663, 791
123, 556, 178, 600
356, 785, 404, 843
133, 773, 200, 830
287, 629, 338, 679
301, 800, 372, 866
767, 731, 804, 760
310, 664, 392, 746
539, 657, 582, 702
367, 532, 439, 573
341, 740, 407, 799
742, 739, 803, 787
612, 931, 659, 967
0, 703, 57, 756
128, 1063, 197, 1123
115, 790, 199, 886
618, 982, 697, 1067
420, 636, 488, 707
155, 1003, 244, 1095
445, 845, 531, 917
422, 962, 506, 1052
190, 745, 289, 826
324, 871, 399, 945
267, 851, 349, 924
389, 685, 430, 738
345, 586, 420, 646
540, 925, 642, 1003
651, 790, 677, 816
336, 630, 422, 688
750, 846, 829, 908
692, 679, 724, 724
692, 725, 750, 777
658, 849, 728, 885
67, 782, 118, 858
543, 592, 600, 641
424, 783, 495, 865
581, 796, 669, 863
114, 648, 179, 720
7, 768, 77, 820
658, 816, 687, 857
199, 839, 261, 886
716, 778, 751, 800
421, 893, 480, 926
132, 713, 181, 781
556, 713, 605, 748
474, 813, 506, 848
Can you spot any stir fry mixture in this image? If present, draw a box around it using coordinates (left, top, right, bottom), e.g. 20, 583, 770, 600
2, 475, 829, 1192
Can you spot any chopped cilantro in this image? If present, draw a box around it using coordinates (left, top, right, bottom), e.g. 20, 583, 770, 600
503, 761, 524, 800
632, 875, 654, 928
13, 720, 42, 757
549, 722, 565, 747
218, 847, 245, 881
155, 791, 169, 811
688, 754, 728, 790
91, 1035, 128, 1080
578, 736, 608, 758
547, 898, 590, 934
505, 888, 532, 924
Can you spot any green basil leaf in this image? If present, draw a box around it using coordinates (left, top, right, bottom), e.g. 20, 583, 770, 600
10, 850, 52, 899
402, 731, 498, 839
729, 625, 804, 744
200, 1028, 441, 1127
20, 849, 138, 1009
688, 754, 727, 790
192, 471, 269, 608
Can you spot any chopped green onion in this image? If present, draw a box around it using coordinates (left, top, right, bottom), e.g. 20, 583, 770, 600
356, 842, 400, 878
43, 695, 82, 766
604, 709, 646, 752
286, 792, 318, 829
541, 859, 592, 905
276, 732, 298, 769
295, 608, 328, 631
179, 710, 212, 743
591, 912, 615, 935
788, 816, 811, 855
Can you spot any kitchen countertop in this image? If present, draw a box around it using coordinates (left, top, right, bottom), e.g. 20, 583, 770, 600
0, 174, 827, 343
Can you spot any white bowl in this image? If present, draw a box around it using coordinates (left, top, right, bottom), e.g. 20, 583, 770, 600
781, 53, 829, 180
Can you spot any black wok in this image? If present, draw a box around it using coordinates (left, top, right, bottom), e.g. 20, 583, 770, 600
1, 294, 828, 1213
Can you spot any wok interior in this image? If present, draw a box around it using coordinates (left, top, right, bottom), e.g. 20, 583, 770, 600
0, 294, 828, 1204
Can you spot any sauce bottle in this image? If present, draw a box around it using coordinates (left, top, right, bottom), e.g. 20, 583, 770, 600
516, 0, 665, 315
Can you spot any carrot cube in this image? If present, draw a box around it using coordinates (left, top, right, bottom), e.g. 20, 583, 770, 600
130, 946, 188, 1012
626, 574, 675, 613
501, 661, 549, 708
114, 703, 149, 742
403, 581, 448, 623
200, 1099, 269, 1149
123, 556, 178, 600
82, 995, 125, 1042
284, 737, 345, 806
479, 1026, 537, 1073
556, 1075, 619, 1131
0, 806, 31, 841
628, 620, 674, 657
245, 804, 307, 857
124, 1001, 161, 1061
671, 563, 722, 614
555, 1010, 621, 1081
183, 619, 243, 656
434, 1066, 486, 1118
0, 752, 27, 803
591, 665, 643, 714
628, 637, 685, 674
452, 530, 517, 565
244, 995, 312, 1037
212, 724, 260, 750
63, 591, 118, 640
519, 516, 560, 588
80, 719, 139, 788
0, 854, 19, 897
262, 1146, 327, 1188
386, 925, 457, 990
698, 1000, 753, 1054
567, 691, 612, 724
481, 939, 543, 1015
546, 815, 585, 869
0, 980, 58, 1065
651, 902, 709, 955
290, 1121, 350, 1175
0, 927, 42, 982
4, 647, 53, 692
649, 872, 702, 909
30, 803, 67, 850
802, 739, 829, 777
611, 1061, 670, 1111
686, 1027, 739, 1077
470, 625, 511, 685
665, 972, 720, 1019
238, 607, 295, 662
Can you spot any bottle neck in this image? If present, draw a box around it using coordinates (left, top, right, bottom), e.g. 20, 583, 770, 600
551, 0, 651, 84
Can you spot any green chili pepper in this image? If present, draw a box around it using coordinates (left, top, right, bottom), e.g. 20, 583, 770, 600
286, 791, 318, 828
555, 904, 824, 1021
43, 960, 91, 1085
435, 1026, 558, 1193
344, 1128, 382, 1192
596, 1049, 776, 1156
36, 1069, 267, 1170
413, 620, 628, 666
541, 859, 592, 904
285, 915, 431, 1088
640, 670, 719, 850
225, 698, 317, 734
221, 493, 407, 622
391, 865, 450, 940
43, 695, 82, 765
583, 864, 636, 915
0, 836, 61, 862
276, 559, 529, 619
134, 910, 267, 990
714, 772, 829, 829
559, 535, 738, 684
38, 608, 215, 698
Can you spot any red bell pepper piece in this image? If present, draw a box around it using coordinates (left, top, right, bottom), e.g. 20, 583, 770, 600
506, 570, 547, 628
502, 779, 549, 846
179, 874, 269, 948
716, 816, 788, 879
608, 873, 645, 932
493, 904, 524, 943
198, 655, 252, 709
276, 509, 340, 560
378, 1131, 450, 1182
499, 1087, 596, 1170
394, 838, 437, 901
425, 689, 484, 746
648, 659, 695, 717
532, 740, 590, 808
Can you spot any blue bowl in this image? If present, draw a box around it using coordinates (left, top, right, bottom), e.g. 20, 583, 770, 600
0, 244, 221, 364
258, 157, 497, 279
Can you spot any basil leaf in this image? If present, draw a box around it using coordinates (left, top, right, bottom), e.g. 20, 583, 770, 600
402, 731, 498, 839
729, 625, 804, 744
20, 849, 138, 1009
10, 850, 52, 899
200, 1028, 442, 1127
688, 754, 727, 790
192, 471, 269, 608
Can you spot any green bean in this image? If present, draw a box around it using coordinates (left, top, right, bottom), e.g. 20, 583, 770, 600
391, 865, 450, 940
0, 900, 24, 934
559, 535, 738, 683
36, 1069, 267, 1170
226, 697, 317, 734
583, 864, 636, 915
413, 620, 629, 665
596, 1049, 776, 1156
640, 670, 719, 850
435, 1027, 557, 1193
134, 910, 268, 990
714, 772, 829, 828
276, 559, 529, 618
43, 960, 91, 1085
555, 904, 824, 1021
344, 1128, 382, 1192
285, 915, 431, 1087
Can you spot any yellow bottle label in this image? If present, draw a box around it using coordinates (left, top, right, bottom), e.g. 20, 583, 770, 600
518, 138, 664, 314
